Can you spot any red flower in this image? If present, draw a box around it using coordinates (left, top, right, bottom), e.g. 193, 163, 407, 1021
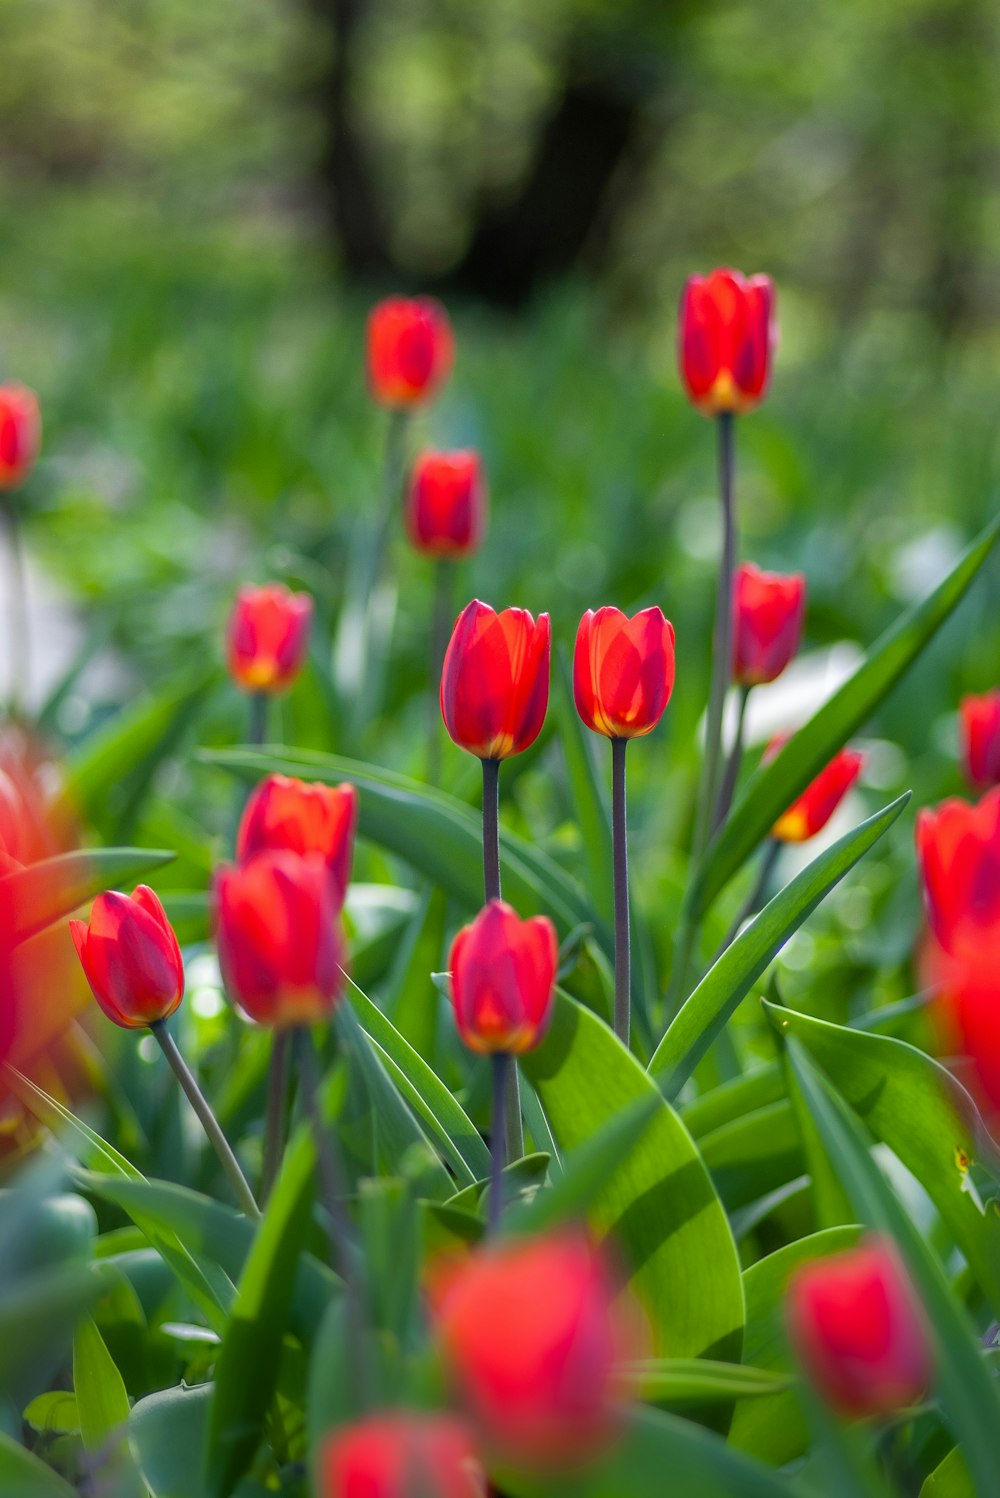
786, 1236, 932, 1417
226, 584, 312, 695
406, 450, 486, 558
319, 1413, 484, 1498
0, 383, 41, 489
70, 887, 184, 1030
959, 691, 1000, 790
236, 774, 357, 910
732, 563, 805, 686
215, 851, 345, 1027
915, 788, 1000, 960
367, 297, 454, 408
766, 737, 864, 842
440, 600, 550, 760
434, 1230, 631, 1467
448, 899, 557, 1055
678, 269, 775, 417
940, 967, 1000, 1121
573, 606, 676, 739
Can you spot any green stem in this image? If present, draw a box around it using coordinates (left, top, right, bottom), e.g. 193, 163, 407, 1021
692, 411, 736, 863
713, 684, 751, 833
427, 559, 452, 783
480, 756, 523, 1162
488, 1052, 509, 1236
248, 691, 267, 747
611, 737, 631, 1048
260, 1030, 289, 1205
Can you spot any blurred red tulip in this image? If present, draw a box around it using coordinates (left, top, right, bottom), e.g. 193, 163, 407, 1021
959, 691, 1000, 790
449, 899, 556, 1055
678, 269, 775, 417
236, 773, 357, 910
573, 606, 675, 739
70, 887, 184, 1030
767, 738, 864, 842
226, 583, 312, 695
440, 600, 550, 760
787, 1236, 932, 1417
215, 851, 345, 1027
915, 788, 1000, 960
367, 297, 454, 408
406, 450, 485, 558
0, 383, 41, 489
732, 563, 806, 686
319, 1412, 484, 1498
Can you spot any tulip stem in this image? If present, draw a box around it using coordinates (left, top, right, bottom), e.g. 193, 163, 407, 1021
480, 755, 523, 1163
713, 685, 751, 833
261, 1029, 290, 1205
427, 559, 452, 783
248, 691, 268, 747
611, 737, 631, 1048
714, 838, 781, 961
693, 410, 736, 864
3, 499, 29, 718
151, 1021, 260, 1219
488, 1052, 509, 1236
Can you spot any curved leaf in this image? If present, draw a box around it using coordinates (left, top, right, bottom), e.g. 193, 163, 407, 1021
0, 1432, 77, 1497
3, 847, 175, 945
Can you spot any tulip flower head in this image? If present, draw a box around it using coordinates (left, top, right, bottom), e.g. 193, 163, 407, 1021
959, 691, 1000, 790
319, 1412, 484, 1498
70, 886, 184, 1030
766, 737, 864, 842
236, 774, 357, 910
215, 851, 345, 1028
786, 1236, 932, 1418
678, 269, 776, 417
732, 563, 806, 687
573, 606, 676, 740
226, 584, 312, 696
367, 297, 454, 409
449, 899, 557, 1055
406, 450, 486, 559
0, 383, 41, 490
440, 600, 550, 761
915, 788, 1000, 961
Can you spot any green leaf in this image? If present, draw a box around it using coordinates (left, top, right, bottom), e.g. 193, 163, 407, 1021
628, 1358, 791, 1405
649, 794, 909, 1097
22, 1393, 80, 1438
689, 515, 1000, 916
0, 1261, 108, 1392
3, 847, 176, 945
131, 1385, 269, 1498
379, 885, 447, 1060
73, 1315, 144, 1497
698, 1101, 803, 1212
920, 1446, 975, 1498
0, 1431, 77, 1497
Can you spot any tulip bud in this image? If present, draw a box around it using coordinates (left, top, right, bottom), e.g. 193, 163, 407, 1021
70, 887, 184, 1030
0, 383, 41, 490
959, 691, 1000, 790
367, 297, 454, 409
732, 563, 806, 686
215, 851, 345, 1027
448, 899, 556, 1055
678, 269, 775, 417
226, 583, 312, 695
786, 1236, 932, 1417
915, 788, 1000, 959
573, 606, 676, 740
236, 774, 357, 910
440, 600, 550, 761
766, 737, 864, 842
319, 1412, 484, 1498
406, 450, 486, 558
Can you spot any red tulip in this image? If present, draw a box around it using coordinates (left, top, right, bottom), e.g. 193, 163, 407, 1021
959, 691, 1000, 790
215, 851, 345, 1027
440, 600, 550, 760
915, 788, 1000, 960
406, 450, 486, 558
236, 774, 357, 910
766, 738, 864, 842
0, 383, 41, 489
367, 297, 454, 409
434, 1230, 630, 1467
573, 607, 676, 739
786, 1236, 932, 1417
732, 563, 806, 686
678, 269, 776, 417
70, 887, 184, 1030
226, 584, 312, 695
449, 899, 556, 1055
319, 1412, 484, 1498
939, 966, 1000, 1121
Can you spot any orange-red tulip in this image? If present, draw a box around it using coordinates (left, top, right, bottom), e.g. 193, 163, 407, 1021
0, 383, 41, 489
440, 600, 550, 760
959, 691, 1000, 790
915, 788, 1000, 961
732, 563, 805, 686
573, 607, 675, 739
448, 899, 556, 1055
367, 297, 454, 408
236, 773, 357, 910
406, 450, 485, 558
678, 269, 775, 417
319, 1413, 484, 1498
226, 583, 312, 695
786, 1236, 932, 1417
767, 738, 864, 842
70, 887, 184, 1030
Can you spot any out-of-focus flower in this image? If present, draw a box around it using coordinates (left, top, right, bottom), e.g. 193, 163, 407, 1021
678, 270, 776, 417
226, 584, 312, 695
0, 384, 41, 490
786, 1236, 932, 1417
215, 851, 345, 1027
573, 607, 675, 740
448, 899, 556, 1055
959, 691, 1000, 791
319, 1412, 484, 1498
915, 788, 1000, 960
367, 297, 454, 408
70, 887, 184, 1030
440, 601, 550, 761
236, 774, 357, 910
406, 450, 485, 558
732, 563, 806, 687
766, 737, 864, 842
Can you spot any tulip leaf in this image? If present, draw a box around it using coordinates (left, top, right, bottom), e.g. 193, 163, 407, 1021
73, 1315, 143, 1497
0, 1259, 109, 1392
2, 846, 176, 945
920, 1446, 975, 1498
379, 884, 448, 1060
628, 1358, 791, 1405
689, 514, 1000, 917
0, 1432, 77, 1497
650, 793, 909, 1096
698, 1100, 803, 1213
520, 990, 744, 1362
131, 1384, 270, 1498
